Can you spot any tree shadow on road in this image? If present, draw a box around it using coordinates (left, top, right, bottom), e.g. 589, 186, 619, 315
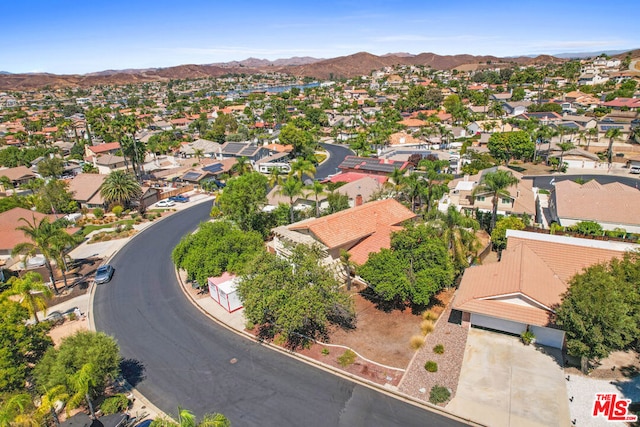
120, 358, 146, 387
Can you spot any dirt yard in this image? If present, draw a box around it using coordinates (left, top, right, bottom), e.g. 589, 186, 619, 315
48, 318, 89, 346
566, 349, 640, 380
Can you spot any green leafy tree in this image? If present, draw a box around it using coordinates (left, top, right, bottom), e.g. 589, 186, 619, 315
172, 220, 263, 286
35, 179, 78, 214
37, 157, 65, 178
217, 172, 268, 231
0, 393, 35, 427
572, 221, 603, 236
278, 123, 316, 159
5, 272, 52, 324
82, 163, 99, 174
238, 245, 354, 345
490, 216, 526, 251
472, 169, 519, 231
33, 331, 120, 408
0, 299, 52, 391
359, 223, 454, 306
556, 253, 640, 362
487, 131, 535, 164
100, 170, 142, 209
324, 191, 349, 215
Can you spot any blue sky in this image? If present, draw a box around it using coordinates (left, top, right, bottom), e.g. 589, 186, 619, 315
2, 0, 639, 74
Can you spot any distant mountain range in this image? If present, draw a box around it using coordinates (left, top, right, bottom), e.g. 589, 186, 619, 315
0, 49, 637, 91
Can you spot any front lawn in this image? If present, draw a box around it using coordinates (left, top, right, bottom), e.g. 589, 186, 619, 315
79, 220, 135, 237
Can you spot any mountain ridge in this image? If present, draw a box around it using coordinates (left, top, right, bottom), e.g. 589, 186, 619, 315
0, 49, 637, 91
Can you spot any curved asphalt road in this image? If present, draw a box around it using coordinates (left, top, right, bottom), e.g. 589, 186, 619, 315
93, 202, 464, 427
316, 143, 354, 180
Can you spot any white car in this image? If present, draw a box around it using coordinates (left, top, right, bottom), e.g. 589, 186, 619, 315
156, 199, 175, 208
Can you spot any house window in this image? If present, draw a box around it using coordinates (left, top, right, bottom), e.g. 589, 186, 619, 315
476, 196, 485, 202
501, 198, 511, 204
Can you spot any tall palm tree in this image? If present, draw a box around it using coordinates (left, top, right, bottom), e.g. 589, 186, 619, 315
6, 272, 52, 324
309, 180, 325, 217
12, 216, 67, 294
605, 127, 623, 165
49, 231, 81, 290
429, 206, 481, 275
402, 173, 425, 213
267, 167, 282, 188
556, 142, 575, 170
100, 170, 142, 209
472, 169, 519, 231
586, 127, 598, 150
67, 363, 97, 420
193, 148, 205, 165
278, 177, 304, 223
339, 249, 355, 291
288, 159, 316, 182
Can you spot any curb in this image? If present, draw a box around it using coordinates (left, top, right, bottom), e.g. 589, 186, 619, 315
174, 266, 484, 426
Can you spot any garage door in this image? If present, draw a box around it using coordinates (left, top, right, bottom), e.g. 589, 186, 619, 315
470, 314, 527, 336
530, 326, 565, 349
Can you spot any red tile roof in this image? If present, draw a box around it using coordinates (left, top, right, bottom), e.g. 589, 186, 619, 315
0, 208, 61, 251
87, 142, 121, 155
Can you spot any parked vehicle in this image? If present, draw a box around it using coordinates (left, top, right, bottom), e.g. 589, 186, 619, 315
156, 199, 175, 207
95, 264, 115, 284
169, 195, 190, 203
630, 166, 640, 174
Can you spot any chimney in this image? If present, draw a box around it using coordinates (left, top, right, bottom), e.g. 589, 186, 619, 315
355, 194, 363, 206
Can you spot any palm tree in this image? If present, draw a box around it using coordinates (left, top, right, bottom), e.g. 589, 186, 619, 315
267, 167, 282, 188
402, 173, 425, 213
0, 393, 35, 427
605, 127, 623, 165
151, 407, 230, 427
67, 363, 97, 420
309, 180, 325, 217
6, 272, 52, 324
339, 249, 355, 291
50, 231, 81, 290
429, 206, 481, 275
556, 142, 575, 171
586, 127, 598, 150
12, 216, 67, 294
279, 177, 304, 223
288, 159, 316, 182
231, 156, 252, 176
36, 385, 69, 427
100, 170, 142, 209
385, 167, 406, 200
193, 148, 205, 165
472, 169, 519, 231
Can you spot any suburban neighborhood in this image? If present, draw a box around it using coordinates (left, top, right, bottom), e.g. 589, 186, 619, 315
1, 42, 640, 427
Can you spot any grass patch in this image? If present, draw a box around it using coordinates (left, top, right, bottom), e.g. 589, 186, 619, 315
80, 219, 135, 237
337, 349, 357, 367
314, 153, 328, 164
422, 310, 438, 321
429, 385, 451, 404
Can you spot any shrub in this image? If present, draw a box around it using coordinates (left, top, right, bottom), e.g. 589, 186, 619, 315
274, 334, 287, 346
433, 344, 444, 354
409, 335, 425, 350
429, 385, 451, 404
424, 360, 438, 372
421, 320, 435, 335
245, 320, 255, 330
93, 207, 104, 219
111, 205, 123, 217
337, 349, 357, 367
100, 394, 129, 415
321, 348, 330, 356
422, 310, 437, 321
521, 330, 535, 345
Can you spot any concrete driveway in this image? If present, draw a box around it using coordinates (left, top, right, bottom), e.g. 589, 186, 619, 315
447, 328, 570, 427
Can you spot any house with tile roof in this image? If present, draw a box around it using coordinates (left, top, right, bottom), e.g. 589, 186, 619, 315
453, 229, 638, 348
85, 142, 121, 158
0, 165, 37, 189
338, 156, 412, 176
549, 180, 640, 233
439, 166, 536, 219
271, 199, 416, 271
67, 173, 107, 209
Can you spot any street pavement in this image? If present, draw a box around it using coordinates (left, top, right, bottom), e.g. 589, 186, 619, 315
316, 142, 354, 180
92, 201, 468, 427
